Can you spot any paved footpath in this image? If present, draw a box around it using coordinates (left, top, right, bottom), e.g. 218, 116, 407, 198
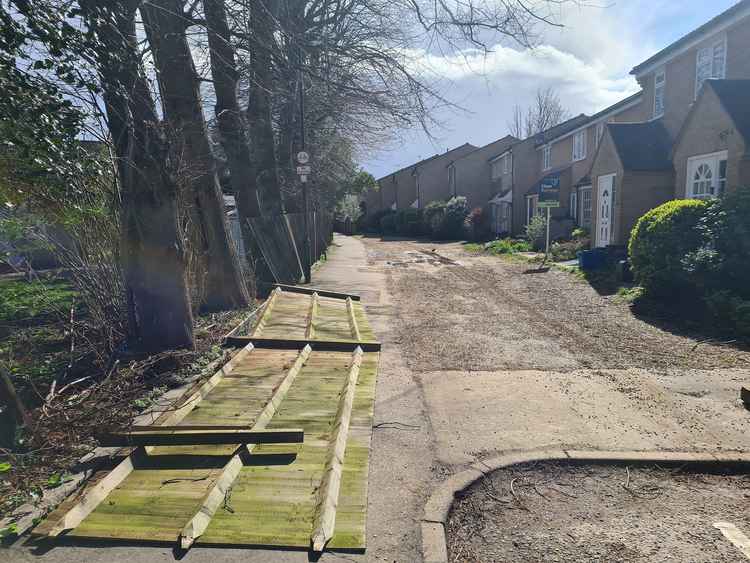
8, 234, 750, 562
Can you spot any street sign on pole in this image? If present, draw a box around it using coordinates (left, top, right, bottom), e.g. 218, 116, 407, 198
296, 165, 311, 175
296, 151, 310, 164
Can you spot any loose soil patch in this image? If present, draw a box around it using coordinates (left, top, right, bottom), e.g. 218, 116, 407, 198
447, 462, 750, 563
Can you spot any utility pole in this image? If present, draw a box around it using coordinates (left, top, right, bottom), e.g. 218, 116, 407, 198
298, 49, 312, 284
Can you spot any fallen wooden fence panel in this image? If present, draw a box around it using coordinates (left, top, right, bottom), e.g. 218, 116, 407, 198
35, 289, 380, 554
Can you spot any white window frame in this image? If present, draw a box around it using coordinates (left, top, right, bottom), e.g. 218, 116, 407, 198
572, 131, 587, 162
570, 190, 578, 222
695, 37, 726, 98
653, 68, 666, 118
686, 150, 728, 199
491, 159, 502, 180
542, 145, 552, 171
580, 186, 593, 225
502, 154, 511, 174
596, 123, 605, 148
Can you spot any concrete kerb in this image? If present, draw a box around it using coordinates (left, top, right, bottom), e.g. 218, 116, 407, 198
420, 448, 750, 563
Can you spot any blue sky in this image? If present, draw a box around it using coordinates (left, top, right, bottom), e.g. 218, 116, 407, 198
361, 0, 739, 179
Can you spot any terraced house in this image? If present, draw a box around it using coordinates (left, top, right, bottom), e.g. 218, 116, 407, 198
590, 0, 750, 247
514, 92, 643, 240
370, 143, 476, 215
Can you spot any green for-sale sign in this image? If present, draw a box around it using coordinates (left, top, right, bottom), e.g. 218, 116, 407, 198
538, 175, 561, 208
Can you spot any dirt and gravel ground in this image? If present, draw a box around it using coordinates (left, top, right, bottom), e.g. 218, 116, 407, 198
371, 239, 750, 373
447, 461, 750, 563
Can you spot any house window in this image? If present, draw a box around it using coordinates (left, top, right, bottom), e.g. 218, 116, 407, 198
596, 123, 605, 147
503, 154, 511, 174
572, 131, 587, 162
654, 69, 666, 118
526, 196, 539, 224
542, 145, 551, 171
570, 190, 578, 222
687, 151, 728, 199
696, 38, 726, 97
581, 187, 592, 226
491, 159, 502, 179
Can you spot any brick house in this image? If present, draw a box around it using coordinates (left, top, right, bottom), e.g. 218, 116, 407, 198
673, 80, 750, 199
590, 0, 750, 247
444, 135, 518, 218
370, 143, 477, 216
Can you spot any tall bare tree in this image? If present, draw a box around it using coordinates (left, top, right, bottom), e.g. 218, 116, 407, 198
79, 0, 195, 351
141, 0, 250, 312
508, 87, 571, 139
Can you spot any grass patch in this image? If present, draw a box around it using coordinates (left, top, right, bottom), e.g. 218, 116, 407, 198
0, 278, 76, 323
464, 238, 533, 256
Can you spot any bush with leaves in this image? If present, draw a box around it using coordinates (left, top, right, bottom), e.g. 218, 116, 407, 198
483, 238, 532, 255
395, 208, 422, 236
525, 214, 547, 250
465, 207, 490, 242
628, 199, 708, 296
422, 197, 468, 240
379, 212, 397, 235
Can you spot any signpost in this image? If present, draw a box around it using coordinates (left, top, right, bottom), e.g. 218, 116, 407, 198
538, 175, 561, 258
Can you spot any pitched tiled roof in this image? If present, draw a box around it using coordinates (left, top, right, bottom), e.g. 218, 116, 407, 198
533, 114, 591, 147
447, 135, 518, 166
631, 0, 750, 76
607, 120, 673, 171
376, 143, 477, 182
708, 79, 750, 142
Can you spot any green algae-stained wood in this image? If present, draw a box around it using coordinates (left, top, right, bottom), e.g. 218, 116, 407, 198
254, 291, 377, 344
198, 350, 378, 549
68, 348, 296, 541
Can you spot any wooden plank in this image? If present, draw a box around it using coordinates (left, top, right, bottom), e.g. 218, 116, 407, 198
250, 287, 282, 337
311, 347, 363, 552
39, 343, 256, 537
96, 427, 304, 447
305, 292, 319, 340
269, 283, 360, 301
225, 336, 381, 352
346, 297, 361, 342
179, 345, 312, 549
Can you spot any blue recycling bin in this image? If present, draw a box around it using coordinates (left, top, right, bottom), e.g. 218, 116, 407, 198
578, 248, 606, 270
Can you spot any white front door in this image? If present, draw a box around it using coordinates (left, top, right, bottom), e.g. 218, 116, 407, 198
596, 174, 615, 248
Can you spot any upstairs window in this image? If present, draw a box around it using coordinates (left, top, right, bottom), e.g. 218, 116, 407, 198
491, 159, 502, 179
503, 153, 511, 174
572, 131, 586, 162
596, 122, 605, 147
542, 145, 552, 171
654, 69, 666, 118
696, 38, 726, 97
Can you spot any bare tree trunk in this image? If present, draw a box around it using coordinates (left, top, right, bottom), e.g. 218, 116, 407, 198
247, 0, 284, 215
81, 0, 195, 352
141, 0, 250, 312
203, 0, 267, 288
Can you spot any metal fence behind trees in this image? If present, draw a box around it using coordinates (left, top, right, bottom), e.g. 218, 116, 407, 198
239, 211, 333, 285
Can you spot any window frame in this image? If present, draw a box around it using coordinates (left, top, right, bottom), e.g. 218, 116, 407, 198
653, 68, 666, 118
542, 145, 552, 171
686, 150, 728, 199
695, 37, 727, 98
572, 131, 587, 162
580, 186, 593, 225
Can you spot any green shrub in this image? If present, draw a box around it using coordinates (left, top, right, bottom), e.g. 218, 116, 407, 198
484, 238, 531, 255
571, 227, 589, 240
422, 197, 468, 240
704, 290, 750, 339
684, 187, 750, 299
465, 207, 490, 242
628, 199, 709, 296
525, 214, 547, 250
395, 208, 422, 236
550, 241, 580, 262
379, 212, 397, 234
